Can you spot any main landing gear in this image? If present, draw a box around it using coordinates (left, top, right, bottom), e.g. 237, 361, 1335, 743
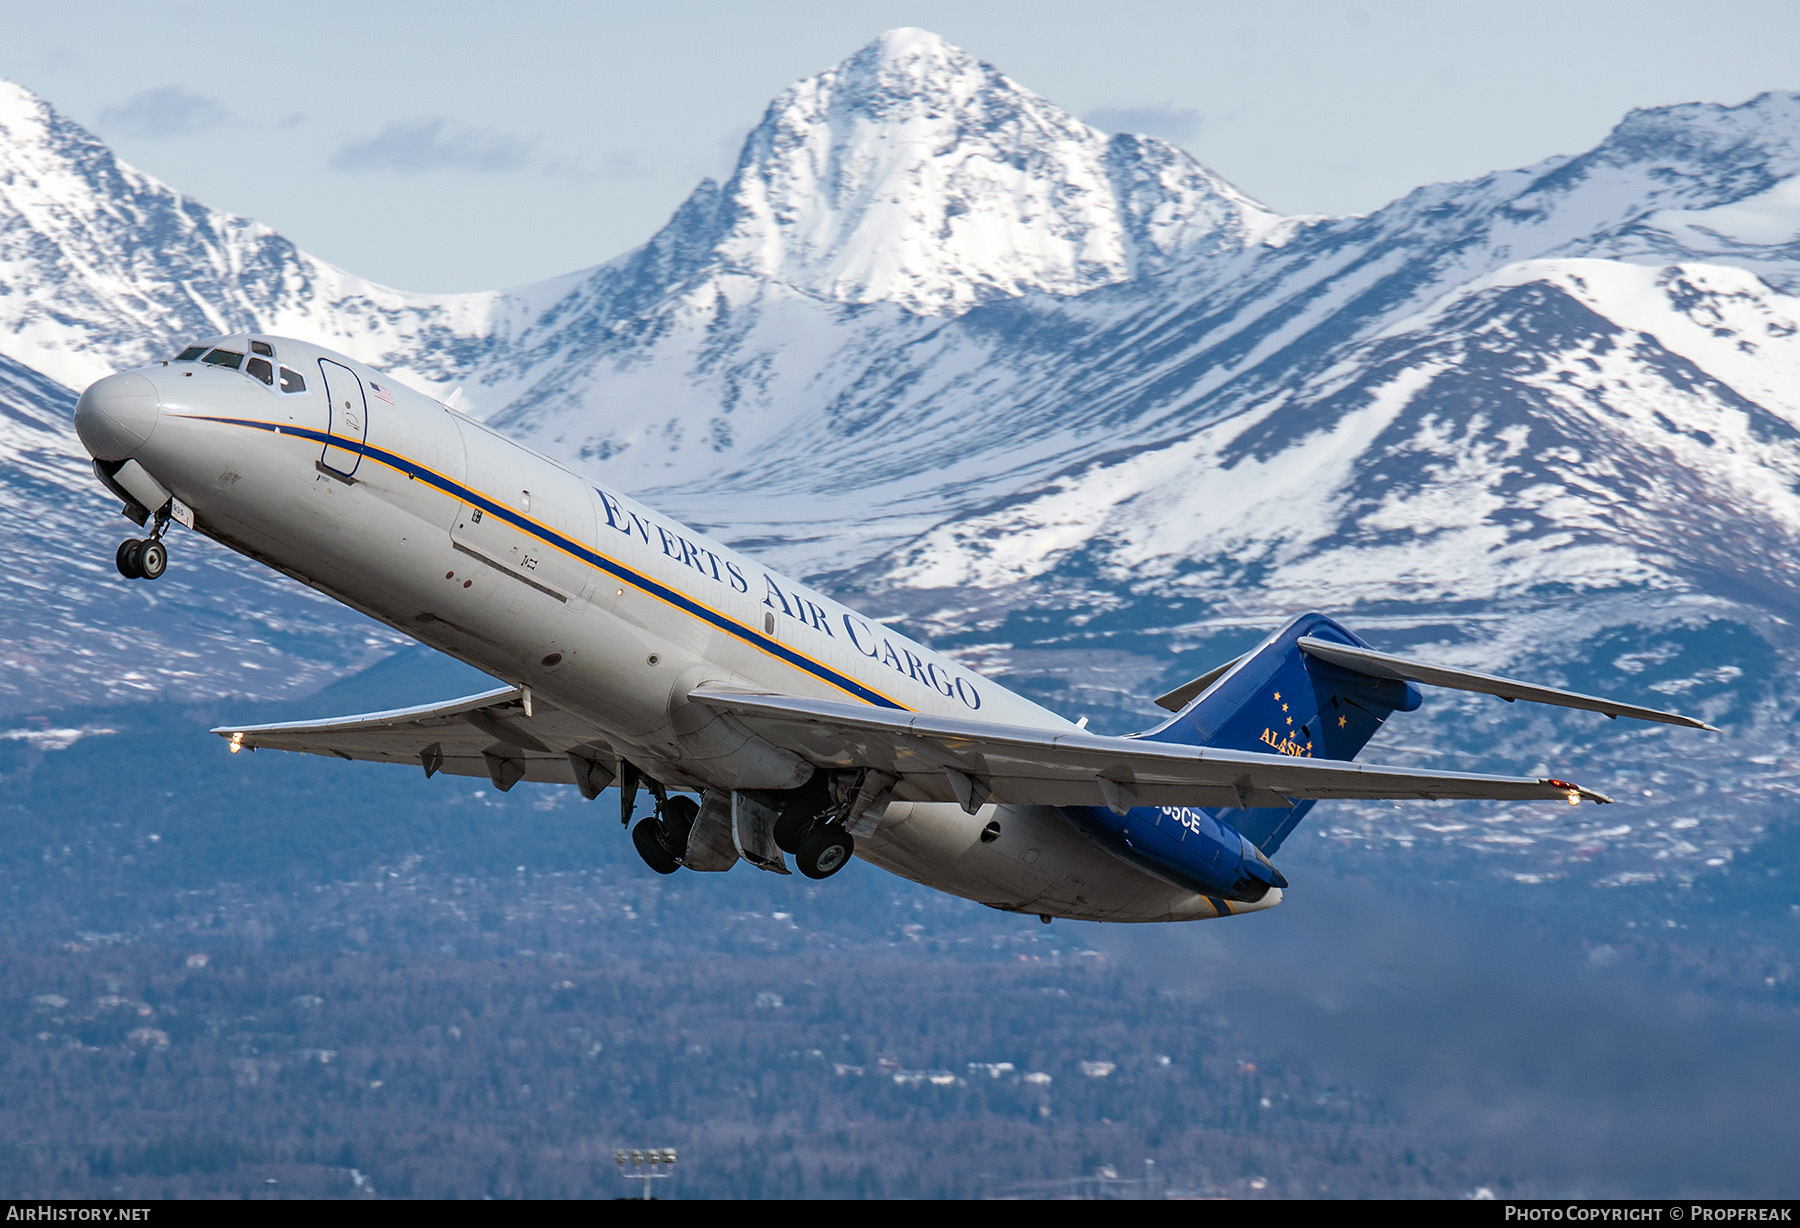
792, 824, 854, 880
773, 793, 856, 880
625, 782, 858, 880
631, 795, 698, 875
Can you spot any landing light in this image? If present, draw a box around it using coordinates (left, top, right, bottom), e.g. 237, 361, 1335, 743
1568, 792, 1580, 806
229, 732, 244, 754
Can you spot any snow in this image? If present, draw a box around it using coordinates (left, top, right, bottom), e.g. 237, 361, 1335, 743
1404, 258, 1800, 424
708, 28, 1277, 313
1653, 175, 1800, 247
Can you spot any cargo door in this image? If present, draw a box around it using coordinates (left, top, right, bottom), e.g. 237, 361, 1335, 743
317, 358, 369, 478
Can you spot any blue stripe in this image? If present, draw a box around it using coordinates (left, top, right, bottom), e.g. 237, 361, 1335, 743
189, 415, 907, 710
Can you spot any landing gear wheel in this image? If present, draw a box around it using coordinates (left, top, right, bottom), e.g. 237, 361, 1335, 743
658, 796, 698, 859
773, 806, 815, 854
137, 538, 168, 580
115, 538, 143, 579
631, 817, 681, 875
795, 825, 854, 879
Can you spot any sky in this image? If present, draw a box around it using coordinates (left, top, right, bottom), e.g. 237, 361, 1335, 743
5, 0, 1799, 292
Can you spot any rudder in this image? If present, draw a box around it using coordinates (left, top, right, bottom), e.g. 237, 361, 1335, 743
1137, 613, 1423, 853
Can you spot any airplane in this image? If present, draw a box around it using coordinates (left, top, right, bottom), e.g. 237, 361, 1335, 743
71, 335, 1715, 924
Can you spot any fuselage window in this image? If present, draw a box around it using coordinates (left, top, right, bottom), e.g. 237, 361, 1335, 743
246, 356, 275, 386
249, 339, 275, 357
279, 366, 307, 394
202, 349, 244, 370
174, 345, 208, 362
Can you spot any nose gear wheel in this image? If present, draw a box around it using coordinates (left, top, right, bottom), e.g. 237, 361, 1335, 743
137, 538, 167, 579
115, 538, 143, 579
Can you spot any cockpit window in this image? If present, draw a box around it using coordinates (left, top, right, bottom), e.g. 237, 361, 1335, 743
279, 366, 307, 394
246, 356, 274, 386
202, 348, 244, 370
174, 346, 208, 362
250, 340, 275, 357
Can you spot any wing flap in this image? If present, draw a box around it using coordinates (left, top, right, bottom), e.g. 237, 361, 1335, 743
1296, 637, 1719, 730
214, 686, 617, 789
688, 685, 1611, 810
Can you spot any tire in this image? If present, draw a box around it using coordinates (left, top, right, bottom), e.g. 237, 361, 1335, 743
795, 825, 854, 880
115, 539, 143, 579
631, 817, 681, 875
137, 538, 168, 580
658, 796, 699, 858
773, 806, 814, 854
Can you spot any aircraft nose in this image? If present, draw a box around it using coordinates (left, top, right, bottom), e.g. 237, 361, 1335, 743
74, 371, 160, 461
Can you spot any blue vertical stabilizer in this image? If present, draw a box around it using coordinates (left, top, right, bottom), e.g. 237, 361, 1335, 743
1135, 613, 1422, 854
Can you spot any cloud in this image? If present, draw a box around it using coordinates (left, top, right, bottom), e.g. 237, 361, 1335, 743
1084, 103, 1205, 148
332, 118, 648, 183
540, 149, 649, 183
330, 118, 532, 175
98, 87, 232, 140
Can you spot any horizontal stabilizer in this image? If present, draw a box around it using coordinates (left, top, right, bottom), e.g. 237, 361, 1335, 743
1296, 637, 1718, 731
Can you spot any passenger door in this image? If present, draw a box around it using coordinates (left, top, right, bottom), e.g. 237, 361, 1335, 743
317, 358, 369, 478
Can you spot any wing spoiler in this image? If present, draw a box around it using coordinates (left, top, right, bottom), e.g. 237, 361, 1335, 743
1294, 637, 1719, 731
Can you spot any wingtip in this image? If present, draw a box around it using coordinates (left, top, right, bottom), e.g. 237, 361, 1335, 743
1547, 778, 1613, 805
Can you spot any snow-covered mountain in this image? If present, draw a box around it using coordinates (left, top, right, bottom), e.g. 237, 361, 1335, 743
483, 74, 1800, 582
0, 77, 541, 396
2, 30, 1799, 885
472, 28, 1282, 517
692, 27, 1281, 310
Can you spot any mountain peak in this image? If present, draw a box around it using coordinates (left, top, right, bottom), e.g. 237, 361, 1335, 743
680, 29, 1276, 314
1550, 89, 1800, 211
0, 77, 48, 132
854, 26, 969, 70
831, 27, 994, 114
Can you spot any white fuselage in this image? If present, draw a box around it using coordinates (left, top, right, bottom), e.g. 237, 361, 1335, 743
77, 336, 1274, 923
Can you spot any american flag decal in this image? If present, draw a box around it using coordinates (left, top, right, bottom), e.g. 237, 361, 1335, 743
370, 382, 394, 405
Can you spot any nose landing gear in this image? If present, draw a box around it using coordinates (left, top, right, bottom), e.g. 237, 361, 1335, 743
114, 535, 167, 580
115, 507, 172, 581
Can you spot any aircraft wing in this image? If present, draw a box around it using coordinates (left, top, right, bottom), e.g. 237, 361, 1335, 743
688, 685, 1612, 813
212, 687, 619, 795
